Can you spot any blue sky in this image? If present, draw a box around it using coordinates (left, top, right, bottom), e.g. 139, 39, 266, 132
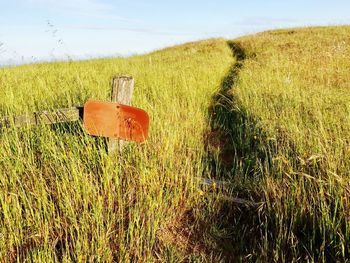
1, 0, 349, 65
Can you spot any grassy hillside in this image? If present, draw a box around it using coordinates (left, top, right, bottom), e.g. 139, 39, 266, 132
195, 26, 350, 262
1, 26, 350, 262
0, 39, 234, 262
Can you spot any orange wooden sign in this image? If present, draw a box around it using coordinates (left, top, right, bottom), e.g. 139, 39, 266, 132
83, 100, 149, 142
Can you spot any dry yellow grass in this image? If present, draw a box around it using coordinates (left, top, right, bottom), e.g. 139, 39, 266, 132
1, 26, 350, 262
0, 39, 233, 261
194, 26, 350, 262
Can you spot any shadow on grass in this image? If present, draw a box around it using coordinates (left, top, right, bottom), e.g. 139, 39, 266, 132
196, 41, 271, 261
203, 41, 271, 180
192, 41, 350, 261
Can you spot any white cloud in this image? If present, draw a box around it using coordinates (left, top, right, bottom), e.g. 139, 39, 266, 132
25, 0, 140, 23
66, 25, 202, 36
27, 0, 112, 12
234, 17, 300, 27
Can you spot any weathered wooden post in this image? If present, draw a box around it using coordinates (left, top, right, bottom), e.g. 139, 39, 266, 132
107, 75, 134, 155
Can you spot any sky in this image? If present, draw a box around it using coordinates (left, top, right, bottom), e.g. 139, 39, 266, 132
0, 0, 350, 66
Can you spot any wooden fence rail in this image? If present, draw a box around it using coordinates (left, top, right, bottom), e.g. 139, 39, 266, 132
0, 107, 82, 129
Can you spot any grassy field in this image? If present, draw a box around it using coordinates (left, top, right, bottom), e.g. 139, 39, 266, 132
0, 26, 350, 262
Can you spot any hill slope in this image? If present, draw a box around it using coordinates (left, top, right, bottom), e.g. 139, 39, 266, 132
194, 26, 350, 262
1, 26, 350, 261
0, 39, 234, 261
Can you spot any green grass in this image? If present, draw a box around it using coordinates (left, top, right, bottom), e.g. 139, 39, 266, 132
1, 26, 350, 262
194, 26, 350, 262
0, 39, 234, 262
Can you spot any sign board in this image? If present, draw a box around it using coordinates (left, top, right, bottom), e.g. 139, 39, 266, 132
83, 100, 149, 142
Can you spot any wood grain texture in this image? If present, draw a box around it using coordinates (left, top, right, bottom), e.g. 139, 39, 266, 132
0, 107, 83, 129
107, 75, 134, 155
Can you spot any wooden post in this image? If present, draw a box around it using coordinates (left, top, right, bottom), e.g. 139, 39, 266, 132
107, 75, 134, 155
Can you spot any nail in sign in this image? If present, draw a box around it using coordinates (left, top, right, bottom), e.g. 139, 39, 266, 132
83, 100, 149, 142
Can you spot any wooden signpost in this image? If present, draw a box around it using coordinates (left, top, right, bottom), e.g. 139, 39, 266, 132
108, 76, 135, 154
0, 75, 149, 155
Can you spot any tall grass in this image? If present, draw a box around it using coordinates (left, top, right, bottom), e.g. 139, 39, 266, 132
1, 26, 350, 262
194, 26, 350, 262
0, 39, 234, 261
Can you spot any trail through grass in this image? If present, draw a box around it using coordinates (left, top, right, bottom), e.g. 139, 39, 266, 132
1, 26, 350, 262
194, 26, 350, 262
